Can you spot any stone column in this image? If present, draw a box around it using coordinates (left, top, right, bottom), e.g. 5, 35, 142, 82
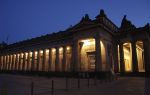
0, 55, 1, 70
37, 50, 40, 71
0, 56, 2, 70
7, 55, 9, 70
4, 56, 6, 70
1, 56, 3, 70
27, 52, 30, 71
55, 47, 59, 71
5, 55, 7, 70
62, 46, 66, 72
2, 56, 4, 70
11, 54, 14, 70
95, 35, 102, 72
1, 55, 4, 70
31, 51, 35, 71
1, 56, 4, 70
8, 55, 11, 70
3, 56, 5, 70
72, 40, 79, 72
119, 43, 125, 73
15, 54, 18, 70
131, 41, 138, 72
22, 52, 26, 71
18, 54, 22, 70
48, 48, 52, 71
113, 43, 119, 73
143, 40, 150, 73
4, 55, 6, 70
42, 49, 46, 71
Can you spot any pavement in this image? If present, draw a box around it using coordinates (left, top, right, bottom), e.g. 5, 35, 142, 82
0, 74, 150, 95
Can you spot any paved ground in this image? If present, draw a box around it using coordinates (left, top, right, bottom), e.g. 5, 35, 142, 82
0, 74, 150, 95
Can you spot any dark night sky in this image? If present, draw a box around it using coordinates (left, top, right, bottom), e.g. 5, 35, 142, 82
0, 0, 150, 44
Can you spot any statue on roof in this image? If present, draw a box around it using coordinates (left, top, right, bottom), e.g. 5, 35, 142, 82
96, 9, 107, 19
120, 15, 136, 30
80, 14, 91, 23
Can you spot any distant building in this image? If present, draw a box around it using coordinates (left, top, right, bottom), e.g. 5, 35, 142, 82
0, 10, 150, 74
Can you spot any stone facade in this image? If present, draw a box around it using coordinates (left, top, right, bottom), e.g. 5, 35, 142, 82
0, 10, 150, 73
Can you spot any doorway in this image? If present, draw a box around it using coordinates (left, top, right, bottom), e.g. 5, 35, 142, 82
87, 52, 95, 72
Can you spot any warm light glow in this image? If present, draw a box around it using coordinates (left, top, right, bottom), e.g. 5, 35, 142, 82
46, 49, 49, 53
25, 52, 28, 55
100, 41, 103, 45
123, 43, 128, 45
40, 50, 43, 54
30, 52, 32, 55
59, 47, 63, 52
52, 48, 56, 52
124, 48, 130, 53
66, 46, 70, 50
35, 51, 37, 55
81, 39, 95, 46
123, 43, 132, 72
118, 45, 119, 48
21, 53, 24, 56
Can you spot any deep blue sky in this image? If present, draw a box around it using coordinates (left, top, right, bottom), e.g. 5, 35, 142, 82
0, 0, 150, 44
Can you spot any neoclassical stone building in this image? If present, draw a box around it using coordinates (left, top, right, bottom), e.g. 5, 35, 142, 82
0, 10, 150, 74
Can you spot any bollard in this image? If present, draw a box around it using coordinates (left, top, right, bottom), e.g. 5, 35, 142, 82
100, 79, 103, 84
77, 78, 80, 89
94, 76, 97, 86
51, 80, 54, 94
87, 78, 90, 88
31, 81, 34, 95
65, 78, 69, 91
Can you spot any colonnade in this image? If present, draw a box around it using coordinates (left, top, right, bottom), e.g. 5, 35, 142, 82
0, 38, 150, 73
0, 46, 72, 72
118, 40, 150, 73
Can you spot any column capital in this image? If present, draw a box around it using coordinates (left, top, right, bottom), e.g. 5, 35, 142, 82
62, 45, 66, 49
94, 33, 101, 39
131, 40, 137, 44
119, 42, 124, 45
49, 48, 52, 51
